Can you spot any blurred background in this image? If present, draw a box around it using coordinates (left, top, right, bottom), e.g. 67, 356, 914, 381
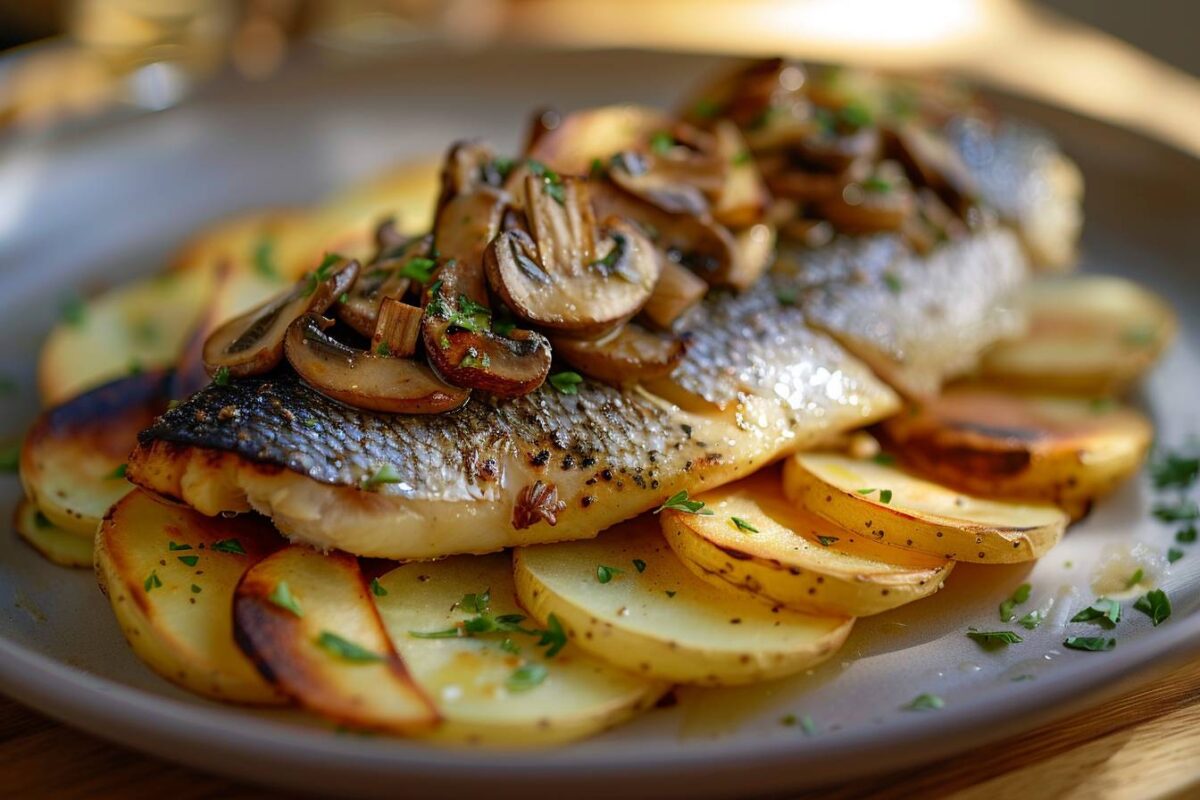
0, 1, 1196, 155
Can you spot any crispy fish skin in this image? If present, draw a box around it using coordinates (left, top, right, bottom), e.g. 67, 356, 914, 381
130, 337, 896, 559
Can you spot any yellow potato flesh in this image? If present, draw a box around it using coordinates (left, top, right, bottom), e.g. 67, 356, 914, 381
514, 517, 853, 686
783, 452, 1068, 563
375, 554, 666, 746
662, 471, 952, 616
13, 500, 93, 568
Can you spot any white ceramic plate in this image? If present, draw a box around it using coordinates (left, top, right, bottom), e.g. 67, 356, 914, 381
0, 50, 1197, 799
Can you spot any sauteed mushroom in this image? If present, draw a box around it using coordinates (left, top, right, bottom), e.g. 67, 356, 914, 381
337, 235, 433, 338
551, 324, 687, 386
485, 175, 661, 338
817, 160, 916, 233
422, 258, 552, 398
525, 105, 675, 174
285, 314, 468, 414
202, 255, 359, 379
433, 141, 511, 306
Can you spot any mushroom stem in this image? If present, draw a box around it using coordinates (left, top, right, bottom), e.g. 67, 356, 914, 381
372, 299, 424, 358
642, 260, 709, 329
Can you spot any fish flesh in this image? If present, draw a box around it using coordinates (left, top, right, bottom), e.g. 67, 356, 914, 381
128, 110, 1077, 560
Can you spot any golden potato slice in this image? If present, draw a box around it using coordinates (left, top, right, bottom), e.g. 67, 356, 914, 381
783, 453, 1068, 563
879, 387, 1152, 518
95, 490, 287, 704
979, 275, 1176, 395
234, 545, 437, 732
513, 517, 853, 686
661, 471, 953, 616
13, 499, 92, 568
375, 554, 666, 746
21, 370, 171, 536
38, 269, 211, 405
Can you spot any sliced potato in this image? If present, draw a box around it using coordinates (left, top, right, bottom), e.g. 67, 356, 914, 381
95, 490, 287, 704
38, 269, 211, 405
13, 499, 92, 568
21, 370, 171, 536
513, 517, 853, 686
782, 452, 1068, 563
234, 545, 438, 732
879, 387, 1152, 518
661, 471, 953, 616
375, 554, 666, 746
979, 275, 1176, 395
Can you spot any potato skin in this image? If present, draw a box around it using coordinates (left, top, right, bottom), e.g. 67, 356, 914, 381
878, 389, 1152, 519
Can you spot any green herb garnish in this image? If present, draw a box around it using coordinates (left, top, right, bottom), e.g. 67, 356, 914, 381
1176, 525, 1197, 544
361, 464, 405, 490
315, 631, 382, 663
177, 555, 199, 567
649, 131, 675, 154
596, 565, 624, 584
376, 342, 392, 356
905, 693, 944, 711
1063, 636, 1115, 652
500, 638, 521, 655
398, 257, 438, 283
61, 293, 86, 326
654, 490, 713, 516
817, 535, 839, 547
144, 571, 162, 592
253, 237, 279, 279
966, 629, 1023, 650
370, 578, 388, 597
999, 583, 1032, 622
106, 463, 128, 480
548, 371, 584, 396
167, 541, 191, 551
879, 489, 893, 504
213, 366, 231, 386
1151, 451, 1199, 490
1017, 610, 1044, 630
1071, 598, 1121, 628
1125, 568, 1144, 589
862, 176, 892, 193
1133, 589, 1171, 626
212, 538, 246, 555
1168, 548, 1184, 564
632, 559, 647, 573
731, 516, 759, 533
269, 581, 303, 617
191, 584, 202, 594
1153, 501, 1199, 522
882, 273, 903, 294
506, 662, 548, 692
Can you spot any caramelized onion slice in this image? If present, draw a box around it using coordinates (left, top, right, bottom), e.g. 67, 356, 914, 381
285, 314, 468, 414
551, 324, 687, 386
423, 259, 552, 398
202, 256, 359, 379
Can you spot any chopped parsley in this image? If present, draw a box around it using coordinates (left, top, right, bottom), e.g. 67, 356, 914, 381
839, 102, 873, 129
1125, 568, 1144, 589
905, 693, 944, 711
548, 371, 584, 396
60, 293, 86, 326
398, 257, 438, 283
1176, 525, 1197, 544
375, 342, 391, 356
458, 591, 490, 614
1168, 548, 1184, 564
34, 511, 52, 529
1017, 610, 1044, 630
966, 629, 1023, 650
177, 555, 199, 567
654, 490, 713, 516
526, 159, 566, 205
856, 487, 877, 495
361, 464, 405, 490
731, 516, 759, 533
862, 176, 892, 193
596, 565, 624, 584
1151, 451, 1199, 490
732, 150, 753, 166
799, 714, 818, 736
879, 489, 893, 504
1133, 589, 1171, 626
632, 559, 647, 573
144, 570, 162, 592
269, 581, 303, 617
1063, 636, 1115, 652
649, 131, 675, 154
370, 578, 388, 597
191, 584, 202, 594
817, 536, 840, 547
999, 583, 1032, 622
882, 273, 903, 294
212, 538, 246, 555
167, 541, 191, 551
253, 237, 279, 279
106, 463, 128, 480
315, 631, 382, 663
872, 453, 896, 466
665, 590, 677, 598
775, 287, 797, 306
409, 593, 567, 659
1153, 500, 1199, 522
213, 366, 231, 386
500, 638, 521, 655
1071, 598, 1121, 628
506, 662, 549, 692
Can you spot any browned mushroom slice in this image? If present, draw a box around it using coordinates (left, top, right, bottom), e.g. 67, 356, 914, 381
284, 314, 468, 414
711, 120, 769, 227
642, 260, 709, 329
372, 298, 423, 358
485, 176, 661, 338
887, 123, 979, 213
436, 140, 509, 211
590, 181, 738, 289
423, 259, 552, 398
525, 105, 675, 175
729, 223, 777, 290
373, 216, 409, 261
202, 255, 359, 379
551, 324, 687, 386
607, 151, 710, 217
433, 187, 507, 305
817, 160, 917, 234
794, 110, 882, 173
336, 236, 433, 338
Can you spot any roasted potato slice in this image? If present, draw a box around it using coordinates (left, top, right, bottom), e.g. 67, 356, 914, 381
21, 370, 171, 536
878, 388, 1152, 519
38, 269, 211, 405
661, 471, 953, 616
375, 553, 667, 746
13, 499, 92, 568
514, 517, 853, 686
783, 453, 1068, 563
978, 275, 1176, 395
234, 545, 438, 732
95, 490, 287, 704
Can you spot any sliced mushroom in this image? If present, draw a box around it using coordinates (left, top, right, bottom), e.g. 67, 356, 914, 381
607, 151, 711, 217
372, 298, 423, 358
373, 216, 409, 261
525, 105, 675, 175
337, 235, 432, 338
886, 123, 978, 213
729, 223, 777, 290
423, 258, 552, 398
710, 120, 769, 227
551, 324, 687, 385
433, 188, 508, 306
816, 160, 916, 233
202, 255, 359, 378
642, 259, 709, 329
485, 176, 661, 338
793, 113, 882, 173
284, 314, 468, 414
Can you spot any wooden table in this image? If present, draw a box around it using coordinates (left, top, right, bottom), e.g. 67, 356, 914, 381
1, 661, 1197, 799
